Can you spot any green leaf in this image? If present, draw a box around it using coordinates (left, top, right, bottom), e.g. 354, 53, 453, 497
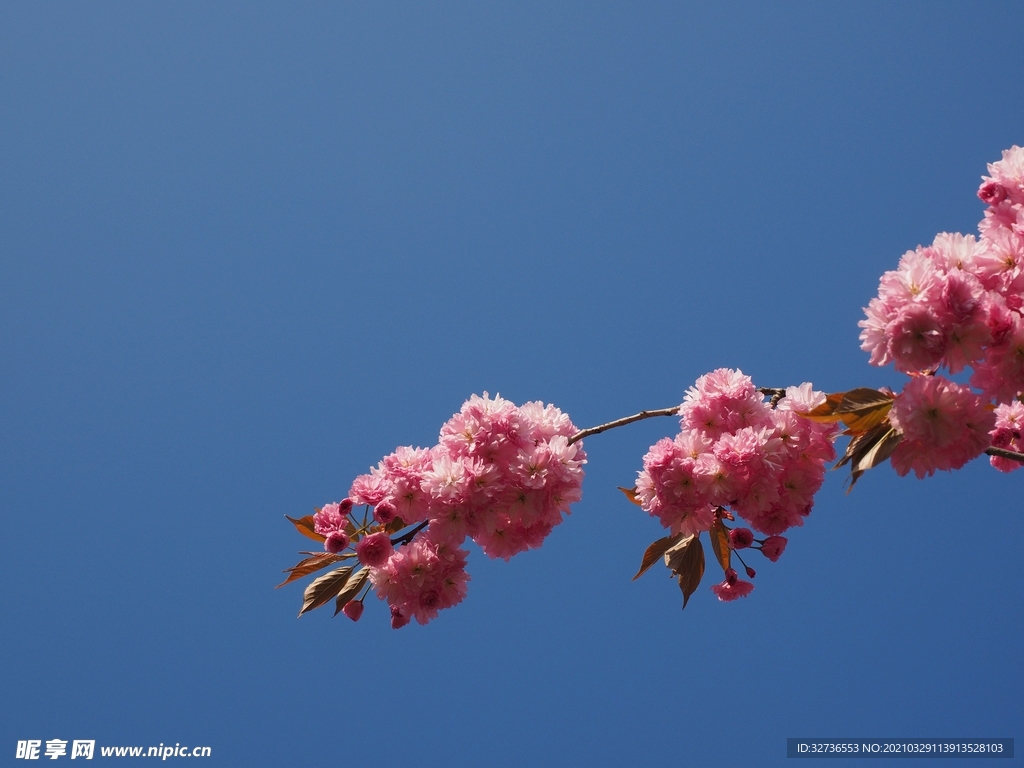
299, 566, 353, 616
632, 533, 684, 581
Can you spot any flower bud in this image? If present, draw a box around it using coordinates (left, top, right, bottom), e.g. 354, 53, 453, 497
724, 567, 738, 586
374, 500, 398, 525
324, 530, 350, 554
729, 527, 754, 549
342, 600, 363, 622
760, 535, 788, 562
745, 566, 756, 579
338, 498, 354, 514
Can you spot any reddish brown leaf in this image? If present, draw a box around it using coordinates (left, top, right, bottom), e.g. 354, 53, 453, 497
299, 566, 353, 616
836, 388, 894, 434
618, 486, 643, 507
663, 535, 705, 610
286, 514, 326, 543
276, 552, 343, 588
384, 517, 406, 534
334, 567, 369, 615
802, 391, 846, 423
835, 420, 902, 490
663, 534, 696, 574
632, 533, 684, 581
709, 521, 731, 572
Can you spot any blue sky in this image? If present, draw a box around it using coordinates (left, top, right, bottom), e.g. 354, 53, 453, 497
1, 3, 1021, 766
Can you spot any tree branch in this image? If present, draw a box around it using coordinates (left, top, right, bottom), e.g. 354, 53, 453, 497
985, 446, 1024, 464
569, 406, 680, 445
391, 520, 429, 547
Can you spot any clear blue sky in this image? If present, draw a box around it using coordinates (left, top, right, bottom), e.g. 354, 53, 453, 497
1, 3, 1021, 766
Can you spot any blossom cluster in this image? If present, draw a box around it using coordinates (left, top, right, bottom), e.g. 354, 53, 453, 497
635, 369, 838, 600
989, 400, 1024, 473
859, 145, 1024, 475
314, 394, 586, 627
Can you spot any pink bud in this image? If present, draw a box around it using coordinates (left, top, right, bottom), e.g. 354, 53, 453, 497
390, 605, 410, 629
978, 181, 1007, 205
760, 535, 788, 562
374, 500, 398, 525
342, 600, 363, 622
745, 566, 756, 578
338, 498, 354, 514
729, 527, 754, 549
324, 530, 350, 554
725, 567, 738, 586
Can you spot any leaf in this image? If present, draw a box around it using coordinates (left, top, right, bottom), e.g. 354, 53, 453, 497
663, 533, 696, 574
709, 521, 731, 572
384, 517, 406, 534
618, 486, 643, 507
334, 567, 369, 615
663, 535, 705, 610
632, 533, 684, 581
276, 552, 343, 588
802, 391, 846, 423
299, 566, 353, 616
835, 420, 902, 490
836, 388, 894, 434
849, 426, 902, 489
286, 515, 326, 543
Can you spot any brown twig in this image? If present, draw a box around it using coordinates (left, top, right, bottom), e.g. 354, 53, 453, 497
391, 520, 429, 547
757, 387, 787, 408
985, 446, 1024, 465
568, 406, 681, 445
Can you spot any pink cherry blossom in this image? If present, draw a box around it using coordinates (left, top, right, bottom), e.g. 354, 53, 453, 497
711, 579, 754, 601
313, 503, 347, 536
355, 532, 394, 568
989, 401, 1024, 473
342, 601, 364, 622
889, 375, 995, 478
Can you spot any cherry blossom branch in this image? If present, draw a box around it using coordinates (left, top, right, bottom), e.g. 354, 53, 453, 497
568, 406, 680, 445
985, 446, 1024, 465
390, 520, 429, 547
757, 387, 787, 408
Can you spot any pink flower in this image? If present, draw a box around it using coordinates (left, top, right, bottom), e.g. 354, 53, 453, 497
989, 401, 1024, 473
979, 180, 1007, 206
342, 601, 363, 622
390, 605, 410, 629
325, 530, 349, 554
729, 527, 754, 549
711, 579, 754, 601
889, 375, 995, 478
313, 503, 347, 536
760, 535, 787, 562
355, 532, 394, 568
